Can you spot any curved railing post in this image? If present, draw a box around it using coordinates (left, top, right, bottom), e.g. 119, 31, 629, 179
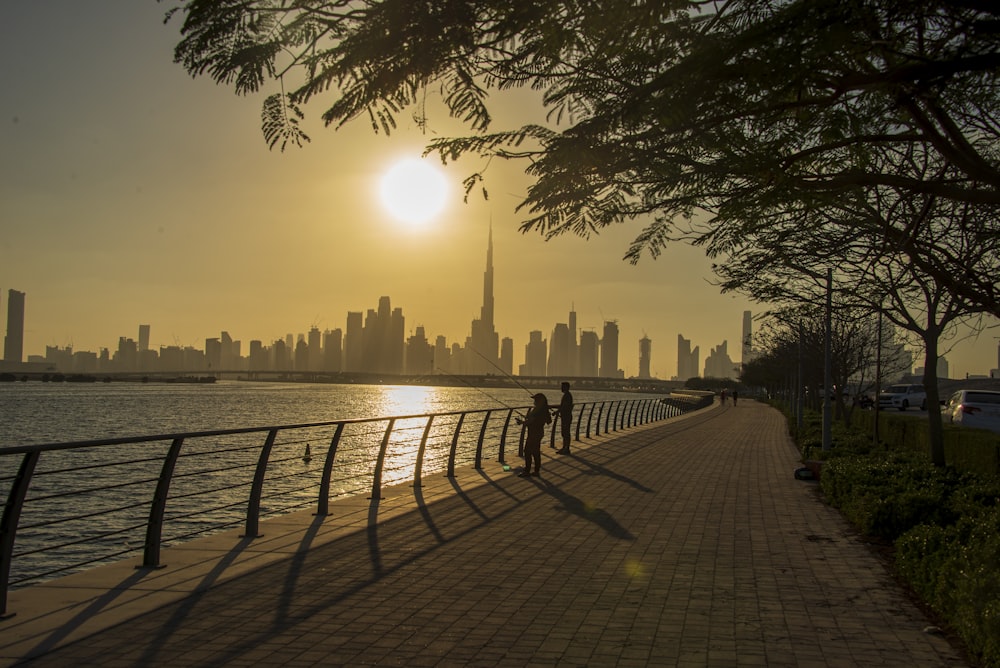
498, 408, 514, 463
446, 413, 466, 477
595, 402, 606, 437
142, 437, 184, 568
475, 410, 492, 470
549, 413, 560, 449
413, 415, 435, 488
244, 428, 278, 538
574, 404, 585, 442
370, 419, 396, 500
316, 422, 345, 516
606, 401, 618, 433
0, 450, 39, 618
585, 403, 597, 439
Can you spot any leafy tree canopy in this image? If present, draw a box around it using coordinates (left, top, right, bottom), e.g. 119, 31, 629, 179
166, 0, 1000, 311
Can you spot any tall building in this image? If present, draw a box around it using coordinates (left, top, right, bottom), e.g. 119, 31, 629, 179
344, 311, 363, 372
579, 330, 600, 376
599, 321, 622, 378
638, 336, 652, 379
521, 330, 547, 376
307, 326, 323, 371
4, 289, 25, 363
704, 340, 737, 379
677, 334, 699, 381
405, 326, 434, 375
138, 324, 150, 352
500, 337, 514, 376
467, 226, 500, 374
323, 328, 343, 372
546, 307, 579, 378
548, 322, 573, 377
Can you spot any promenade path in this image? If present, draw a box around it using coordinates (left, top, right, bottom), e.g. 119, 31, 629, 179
3, 400, 969, 667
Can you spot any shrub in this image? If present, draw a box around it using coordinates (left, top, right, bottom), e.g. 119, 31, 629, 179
897, 508, 1000, 667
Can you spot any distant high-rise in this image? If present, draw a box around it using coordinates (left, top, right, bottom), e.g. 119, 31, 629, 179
548, 322, 572, 377
546, 307, 579, 378
4, 289, 25, 363
138, 324, 150, 352
579, 330, 599, 376
677, 334, 699, 381
468, 226, 500, 373
344, 311, 363, 372
638, 336, 652, 379
521, 330, 547, 376
308, 326, 323, 371
323, 329, 343, 372
704, 340, 737, 379
405, 326, 434, 375
599, 321, 622, 378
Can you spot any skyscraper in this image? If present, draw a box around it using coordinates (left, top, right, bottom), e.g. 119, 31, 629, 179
4, 289, 25, 364
600, 321, 621, 378
638, 336, 652, 379
468, 226, 500, 374
138, 324, 150, 352
677, 334, 699, 381
579, 330, 600, 376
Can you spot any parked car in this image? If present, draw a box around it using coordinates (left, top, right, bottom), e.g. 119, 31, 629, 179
877, 384, 927, 411
945, 389, 1000, 433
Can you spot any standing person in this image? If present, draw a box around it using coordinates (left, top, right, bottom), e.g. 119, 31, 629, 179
720, 389, 728, 405
520, 393, 551, 477
555, 381, 574, 454
732, 390, 738, 405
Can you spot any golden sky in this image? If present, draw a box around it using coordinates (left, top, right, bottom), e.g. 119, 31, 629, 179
1, 1, 996, 379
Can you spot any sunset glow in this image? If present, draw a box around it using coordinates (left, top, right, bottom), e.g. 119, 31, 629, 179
379, 158, 449, 225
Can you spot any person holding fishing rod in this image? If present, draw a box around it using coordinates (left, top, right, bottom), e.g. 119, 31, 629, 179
517, 392, 551, 477
553, 381, 574, 454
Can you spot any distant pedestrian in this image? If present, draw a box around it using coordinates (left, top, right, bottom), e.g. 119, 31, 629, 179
720, 389, 728, 405
555, 381, 574, 454
520, 393, 551, 477
732, 390, 738, 406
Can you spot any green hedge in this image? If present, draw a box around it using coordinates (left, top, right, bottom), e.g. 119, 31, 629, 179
778, 403, 1000, 667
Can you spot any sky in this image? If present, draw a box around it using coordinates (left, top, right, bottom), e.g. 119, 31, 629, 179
1, 1, 997, 380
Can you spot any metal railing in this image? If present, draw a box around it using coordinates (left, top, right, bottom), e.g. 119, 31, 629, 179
0, 396, 689, 616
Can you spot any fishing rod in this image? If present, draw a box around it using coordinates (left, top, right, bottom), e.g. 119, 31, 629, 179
433, 367, 524, 412
468, 347, 534, 398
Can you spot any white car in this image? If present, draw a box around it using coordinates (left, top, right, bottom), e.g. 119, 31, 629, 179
945, 389, 1000, 434
878, 384, 927, 411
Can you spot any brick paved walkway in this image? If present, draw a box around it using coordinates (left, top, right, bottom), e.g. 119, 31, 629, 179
6, 400, 969, 666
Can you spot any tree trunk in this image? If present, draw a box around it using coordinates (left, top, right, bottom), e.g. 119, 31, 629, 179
922, 336, 946, 467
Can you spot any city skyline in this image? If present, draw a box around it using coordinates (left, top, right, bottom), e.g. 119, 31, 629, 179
2, 2, 996, 380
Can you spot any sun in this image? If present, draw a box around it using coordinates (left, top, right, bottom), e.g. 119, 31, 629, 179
379, 158, 449, 225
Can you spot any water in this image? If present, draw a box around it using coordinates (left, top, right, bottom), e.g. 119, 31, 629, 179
0, 380, 553, 446
0, 380, 658, 588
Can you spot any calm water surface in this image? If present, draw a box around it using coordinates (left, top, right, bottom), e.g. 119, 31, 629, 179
0, 380, 659, 588
0, 380, 628, 446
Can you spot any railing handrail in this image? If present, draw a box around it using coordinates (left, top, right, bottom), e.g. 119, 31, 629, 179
0, 405, 532, 455
0, 395, 708, 617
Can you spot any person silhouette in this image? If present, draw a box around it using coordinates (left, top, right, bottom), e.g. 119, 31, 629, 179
555, 381, 574, 454
520, 393, 551, 477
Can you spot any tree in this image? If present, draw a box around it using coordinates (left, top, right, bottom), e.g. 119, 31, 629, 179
712, 141, 993, 465
166, 0, 1000, 316
744, 307, 906, 425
